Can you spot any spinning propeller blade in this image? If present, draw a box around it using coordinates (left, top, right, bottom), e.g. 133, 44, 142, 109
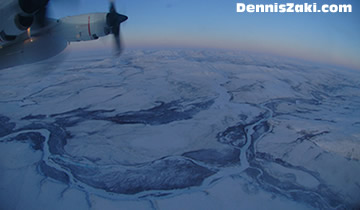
106, 1, 128, 55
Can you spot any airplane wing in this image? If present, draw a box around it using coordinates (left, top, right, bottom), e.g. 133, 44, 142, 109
0, 23, 67, 69
0, 0, 127, 70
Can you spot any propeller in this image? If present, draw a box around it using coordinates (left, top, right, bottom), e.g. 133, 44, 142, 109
106, 1, 128, 55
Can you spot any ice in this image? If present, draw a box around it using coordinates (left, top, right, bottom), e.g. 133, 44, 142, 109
0, 49, 359, 209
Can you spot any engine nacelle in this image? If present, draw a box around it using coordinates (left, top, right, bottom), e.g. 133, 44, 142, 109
0, 14, 34, 43
58, 13, 110, 42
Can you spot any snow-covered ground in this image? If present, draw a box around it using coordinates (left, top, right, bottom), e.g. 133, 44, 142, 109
0, 49, 359, 209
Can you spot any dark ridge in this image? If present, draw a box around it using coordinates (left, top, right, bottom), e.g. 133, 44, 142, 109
21, 114, 47, 120
106, 100, 214, 125
56, 157, 216, 195
217, 123, 247, 148
15, 132, 45, 151
182, 148, 240, 166
0, 115, 16, 137
39, 161, 70, 184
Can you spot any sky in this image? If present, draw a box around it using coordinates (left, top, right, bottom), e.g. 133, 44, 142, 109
49, 0, 360, 70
